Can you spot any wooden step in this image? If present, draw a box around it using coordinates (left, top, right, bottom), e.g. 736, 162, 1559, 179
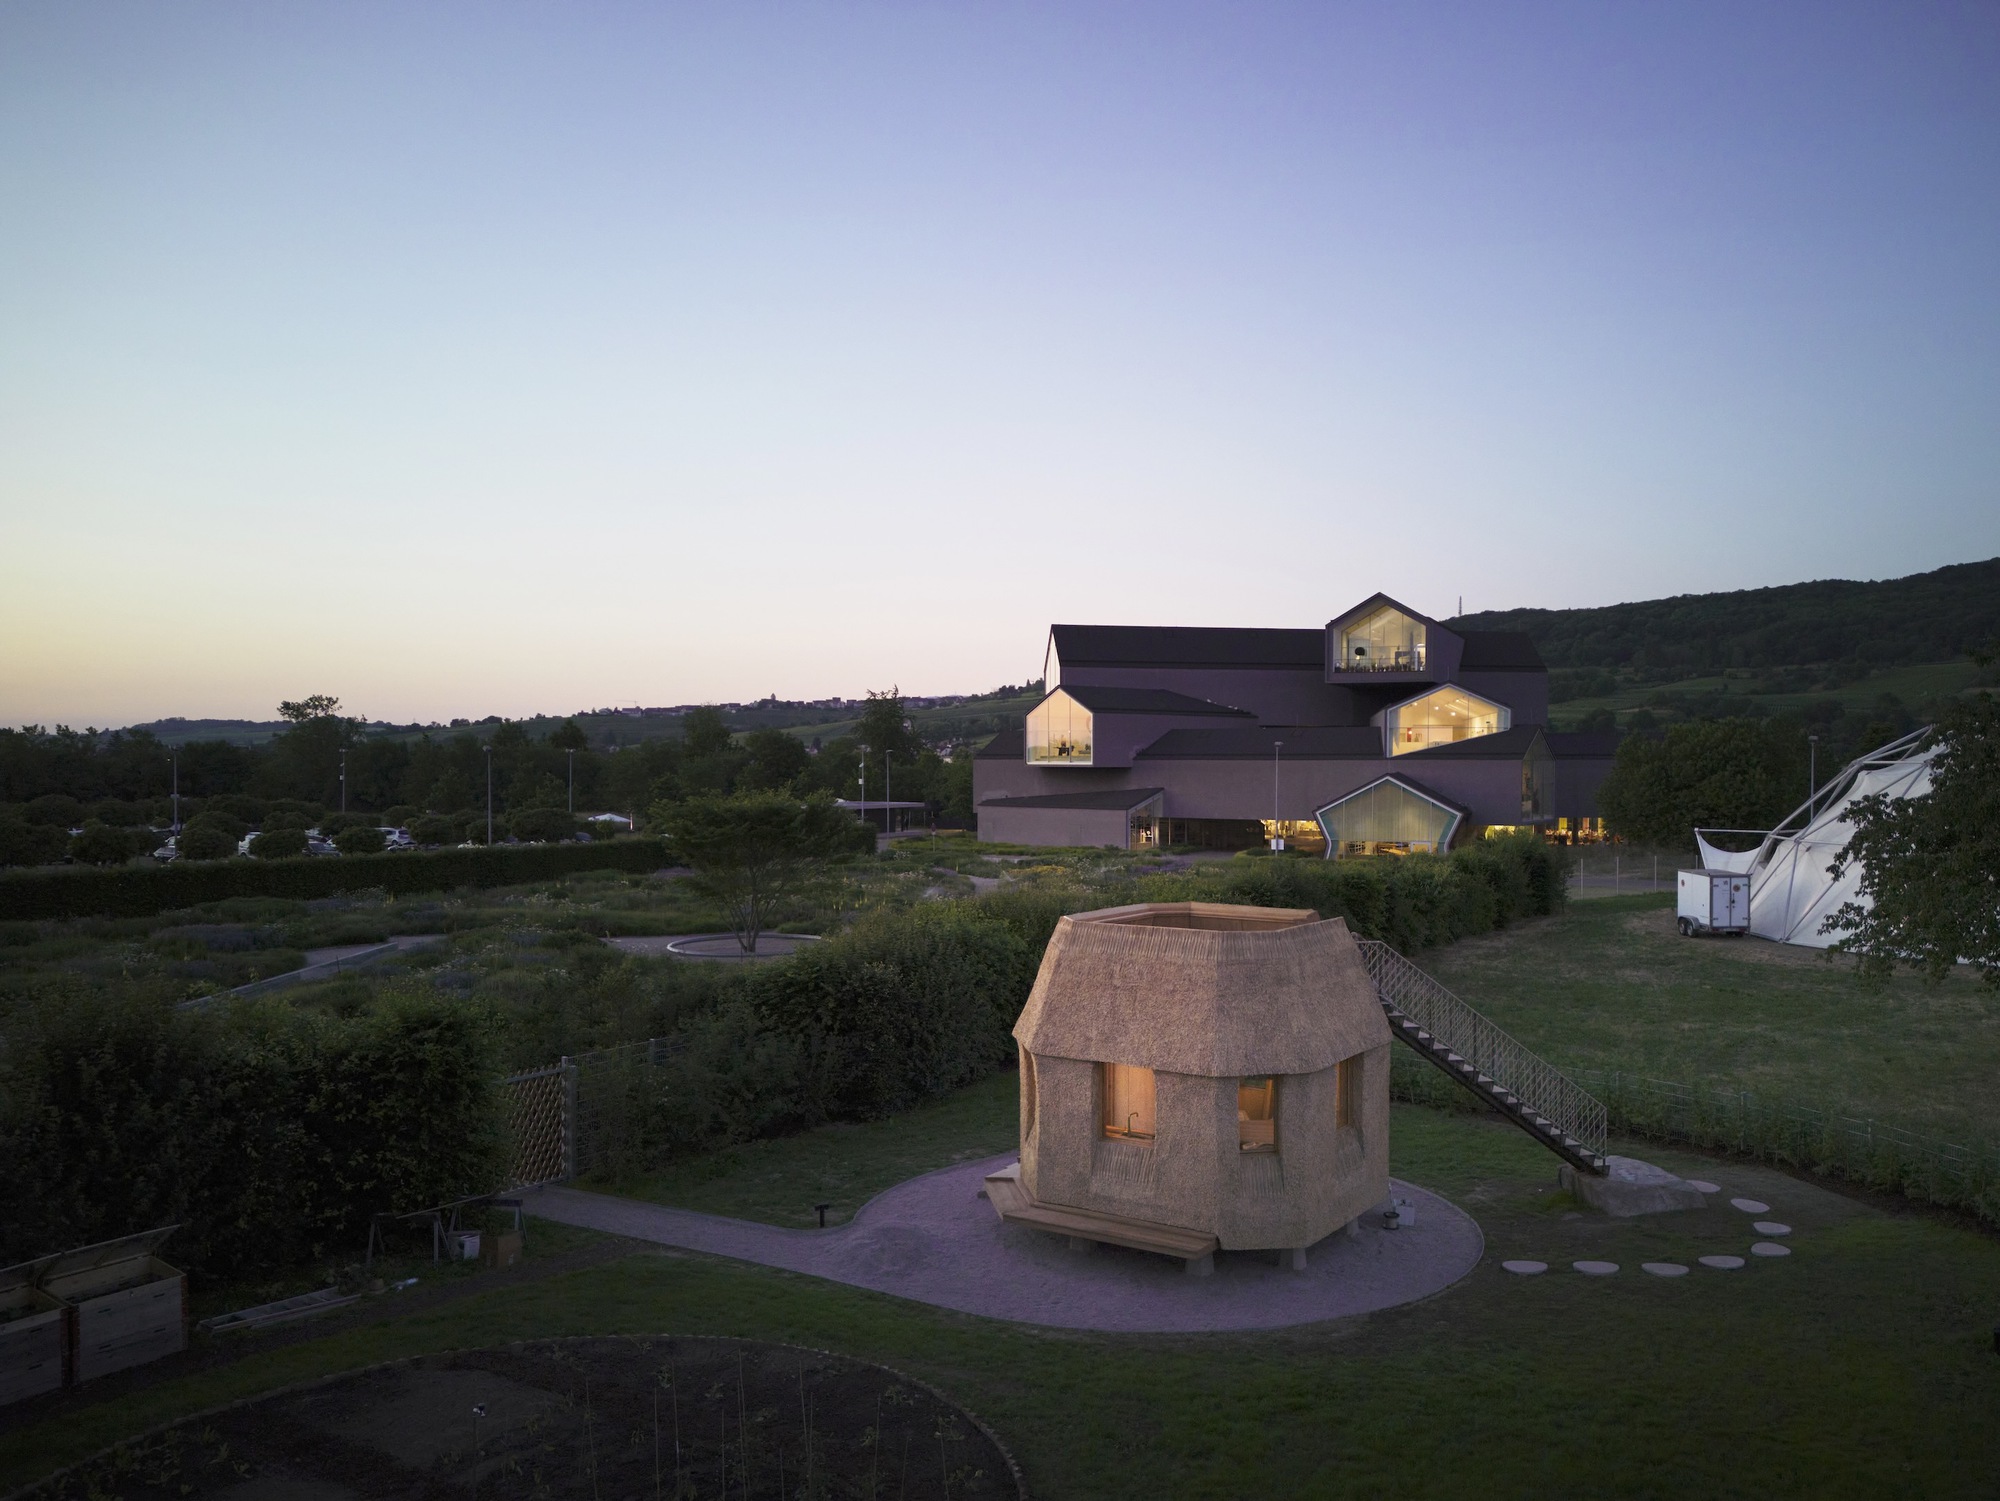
983, 1164, 1218, 1261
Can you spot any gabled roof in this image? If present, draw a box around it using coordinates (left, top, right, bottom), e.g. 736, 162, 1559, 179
1053, 685, 1255, 717
1457, 631, 1544, 670
974, 726, 1026, 760
1324, 592, 1438, 635
1315, 772, 1469, 820
1135, 726, 1387, 760
978, 787, 1165, 811
1398, 725, 1546, 759
1049, 624, 1323, 670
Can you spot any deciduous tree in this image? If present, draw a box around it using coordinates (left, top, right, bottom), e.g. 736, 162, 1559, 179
655, 792, 859, 953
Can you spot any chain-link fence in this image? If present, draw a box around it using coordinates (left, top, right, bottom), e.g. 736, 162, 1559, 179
499, 1036, 690, 1189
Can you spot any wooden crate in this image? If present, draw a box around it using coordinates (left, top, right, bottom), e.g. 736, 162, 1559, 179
0, 1258, 70, 1407
42, 1228, 186, 1385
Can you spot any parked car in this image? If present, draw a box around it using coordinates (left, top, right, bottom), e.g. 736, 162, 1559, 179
377, 826, 416, 852
152, 836, 178, 863
305, 830, 339, 856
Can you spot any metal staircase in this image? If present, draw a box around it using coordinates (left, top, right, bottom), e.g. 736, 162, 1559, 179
1356, 939, 1608, 1175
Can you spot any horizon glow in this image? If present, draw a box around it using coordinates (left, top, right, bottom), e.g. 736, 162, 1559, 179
3, 2, 1997, 728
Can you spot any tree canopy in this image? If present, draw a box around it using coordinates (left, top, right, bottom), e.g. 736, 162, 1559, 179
655, 792, 861, 953
1597, 720, 1809, 848
1823, 694, 2000, 986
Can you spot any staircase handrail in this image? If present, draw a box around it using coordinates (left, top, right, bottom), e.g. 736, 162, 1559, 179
1355, 939, 1607, 1162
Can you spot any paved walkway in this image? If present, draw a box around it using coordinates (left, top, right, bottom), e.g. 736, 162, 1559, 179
521, 1155, 1483, 1333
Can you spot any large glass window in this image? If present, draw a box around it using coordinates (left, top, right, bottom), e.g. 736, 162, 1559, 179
1237, 1076, 1277, 1153
1025, 689, 1094, 765
1100, 1062, 1156, 1141
1338, 607, 1427, 672
1314, 778, 1462, 858
1384, 686, 1509, 754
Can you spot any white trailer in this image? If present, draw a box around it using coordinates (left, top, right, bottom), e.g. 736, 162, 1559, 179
1677, 869, 1750, 937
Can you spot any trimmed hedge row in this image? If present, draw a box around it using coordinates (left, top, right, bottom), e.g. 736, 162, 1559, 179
0, 838, 674, 921
0, 987, 502, 1278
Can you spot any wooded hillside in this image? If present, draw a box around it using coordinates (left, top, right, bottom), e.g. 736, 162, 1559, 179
1457, 558, 2000, 674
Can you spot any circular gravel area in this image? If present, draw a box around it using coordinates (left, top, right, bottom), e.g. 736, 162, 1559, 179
1501, 1260, 1548, 1275
1751, 1241, 1792, 1258
605, 933, 825, 960
1729, 1197, 1772, 1214
1698, 1255, 1746, 1270
526, 1159, 1484, 1334
1641, 1262, 1690, 1277
1573, 1260, 1620, 1276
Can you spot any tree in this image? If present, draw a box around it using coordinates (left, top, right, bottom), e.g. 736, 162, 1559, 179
1598, 720, 1805, 847
69, 822, 142, 865
278, 695, 342, 722
738, 728, 811, 792
0, 818, 69, 868
177, 822, 236, 861
508, 807, 577, 844
655, 792, 859, 953
1823, 694, 2000, 986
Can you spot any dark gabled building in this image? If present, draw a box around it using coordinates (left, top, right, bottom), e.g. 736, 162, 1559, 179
976, 594, 1615, 853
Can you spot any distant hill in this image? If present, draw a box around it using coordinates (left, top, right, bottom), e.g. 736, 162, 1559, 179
1456, 558, 2000, 675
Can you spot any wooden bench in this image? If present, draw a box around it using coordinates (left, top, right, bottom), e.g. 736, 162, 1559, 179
983, 1164, 1220, 1273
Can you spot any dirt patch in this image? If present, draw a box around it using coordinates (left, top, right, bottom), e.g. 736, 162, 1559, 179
27, 1337, 1022, 1501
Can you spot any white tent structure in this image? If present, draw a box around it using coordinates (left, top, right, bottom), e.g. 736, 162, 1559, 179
1695, 728, 1936, 950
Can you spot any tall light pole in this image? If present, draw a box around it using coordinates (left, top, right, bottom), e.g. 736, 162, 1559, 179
857, 743, 869, 838
170, 751, 180, 833
484, 746, 493, 845
566, 748, 575, 815
885, 744, 893, 838
1271, 739, 1284, 850
1808, 734, 1819, 816
339, 748, 347, 814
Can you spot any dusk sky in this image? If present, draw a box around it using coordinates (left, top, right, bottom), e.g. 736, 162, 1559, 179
3, 2, 1996, 728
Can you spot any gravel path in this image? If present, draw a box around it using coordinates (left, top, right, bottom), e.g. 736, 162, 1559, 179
522, 1155, 1483, 1333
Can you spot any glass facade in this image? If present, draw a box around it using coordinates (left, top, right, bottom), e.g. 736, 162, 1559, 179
1025, 689, 1094, 765
1384, 686, 1509, 754
1338, 606, 1427, 672
1314, 778, 1462, 858
1100, 1062, 1156, 1141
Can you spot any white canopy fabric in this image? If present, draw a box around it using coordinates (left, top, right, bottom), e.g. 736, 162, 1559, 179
1696, 730, 1935, 950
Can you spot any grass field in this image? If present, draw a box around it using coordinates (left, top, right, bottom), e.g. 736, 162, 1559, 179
1420, 894, 2000, 1146
8, 1093, 1999, 1499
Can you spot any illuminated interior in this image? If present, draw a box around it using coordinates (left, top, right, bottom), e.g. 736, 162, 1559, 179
1338, 606, 1427, 672
1025, 689, 1094, 765
1237, 1076, 1277, 1152
1314, 778, 1462, 858
1384, 686, 1508, 754
1257, 818, 1328, 855
1100, 1062, 1156, 1141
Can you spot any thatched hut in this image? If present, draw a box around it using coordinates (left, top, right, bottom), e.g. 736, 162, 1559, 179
987, 901, 1391, 1271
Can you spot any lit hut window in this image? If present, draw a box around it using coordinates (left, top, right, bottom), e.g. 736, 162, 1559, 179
1100, 1063, 1155, 1141
1238, 1077, 1277, 1153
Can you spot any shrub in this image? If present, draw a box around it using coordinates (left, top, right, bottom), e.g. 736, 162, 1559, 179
334, 824, 387, 855
509, 807, 579, 844
410, 814, 459, 846
250, 827, 309, 859
177, 823, 237, 861
23, 794, 82, 827
0, 818, 69, 869
70, 822, 145, 866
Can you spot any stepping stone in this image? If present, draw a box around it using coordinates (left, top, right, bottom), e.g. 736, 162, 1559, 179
1729, 1198, 1770, 1214
1752, 1221, 1791, 1236
1698, 1255, 1746, 1270
1501, 1260, 1548, 1275
1687, 1180, 1722, 1194
1640, 1262, 1689, 1277
1751, 1241, 1791, 1258
1573, 1260, 1620, 1276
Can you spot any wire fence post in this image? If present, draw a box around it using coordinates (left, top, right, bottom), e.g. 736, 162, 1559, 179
561, 1055, 578, 1182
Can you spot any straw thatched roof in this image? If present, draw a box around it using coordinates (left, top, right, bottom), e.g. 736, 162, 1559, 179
1013, 902, 1390, 1076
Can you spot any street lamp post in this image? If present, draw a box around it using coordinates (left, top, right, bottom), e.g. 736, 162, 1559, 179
485, 747, 493, 846
339, 749, 347, 814
1808, 734, 1819, 815
1270, 740, 1284, 850
170, 752, 180, 833
857, 744, 869, 840
566, 749, 575, 815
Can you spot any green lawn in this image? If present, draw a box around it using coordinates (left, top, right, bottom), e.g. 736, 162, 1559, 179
591, 1068, 1020, 1227
1420, 893, 2000, 1145
9, 1095, 1999, 1499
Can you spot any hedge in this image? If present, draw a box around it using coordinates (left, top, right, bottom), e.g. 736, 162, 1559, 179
0, 986, 502, 1278
0, 838, 674, 921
